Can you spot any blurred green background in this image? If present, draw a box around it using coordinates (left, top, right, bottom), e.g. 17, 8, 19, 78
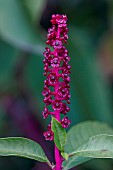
0, 0, 113, 169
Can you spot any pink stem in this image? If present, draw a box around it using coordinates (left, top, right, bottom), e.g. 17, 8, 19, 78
54, 66, 62, 170
54, 111, 62, 170
55, 144, 62, 170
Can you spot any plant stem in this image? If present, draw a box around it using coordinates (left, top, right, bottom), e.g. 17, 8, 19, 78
55, 145, 62, 170
54, 66, 62, 170
43, 14, 70, 170
54, 111, 61, 170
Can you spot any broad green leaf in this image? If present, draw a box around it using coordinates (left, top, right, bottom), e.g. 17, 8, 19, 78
71, 134, 113, 157
52, 117, 66, 152
63, 121, 113, 169
0, 0, 44, 54
65, 121, 113, 154
0, 137, 49, 163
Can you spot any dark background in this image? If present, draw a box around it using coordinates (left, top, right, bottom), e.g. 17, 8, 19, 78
0, 0, 113, 169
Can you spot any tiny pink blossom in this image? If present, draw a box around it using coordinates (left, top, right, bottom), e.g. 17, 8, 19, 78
61, 116, 71, 128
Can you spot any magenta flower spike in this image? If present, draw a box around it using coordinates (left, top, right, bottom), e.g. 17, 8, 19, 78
42, 14, 71, 170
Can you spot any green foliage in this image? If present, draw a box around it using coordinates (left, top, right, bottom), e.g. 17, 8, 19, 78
0, 137, 49, 163
71, 134, 113, 157
63, 135, 113, 170
63, 121, 113, 169
65, 121, 113, 154
63, 156, 91, 170
52, 117, 66, 152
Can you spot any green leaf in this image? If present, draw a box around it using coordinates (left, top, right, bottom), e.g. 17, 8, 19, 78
65, 121, 113, 154
52, 117, 66, 152
71, 134, 113, 157
0, 137, 49, 163
63, 121, 113, 169
0, 0, 44, 54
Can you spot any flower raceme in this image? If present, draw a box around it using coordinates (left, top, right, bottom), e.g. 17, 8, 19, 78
42, 14, 71, 141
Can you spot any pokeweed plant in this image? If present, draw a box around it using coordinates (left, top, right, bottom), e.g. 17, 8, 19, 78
1, 14, 113, 170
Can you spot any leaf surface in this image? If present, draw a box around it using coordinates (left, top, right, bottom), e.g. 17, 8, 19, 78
63, 156, 91, 170
71, 134, 113, 157
63, 121, 113, 169
0, 137, 49, 163
52, 117, 66, 152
